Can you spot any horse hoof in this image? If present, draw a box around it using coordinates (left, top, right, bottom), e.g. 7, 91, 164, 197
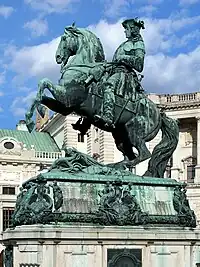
27, 121, 35, 133
37, 105, 46, 118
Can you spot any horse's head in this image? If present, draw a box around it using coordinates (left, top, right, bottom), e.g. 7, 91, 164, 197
56, 23, 105, 65
55, 23, 80, 65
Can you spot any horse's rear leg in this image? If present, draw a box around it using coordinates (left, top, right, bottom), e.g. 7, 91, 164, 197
125, 122, 151, 166
112, 126, 137, 160
131, 138, 151, 166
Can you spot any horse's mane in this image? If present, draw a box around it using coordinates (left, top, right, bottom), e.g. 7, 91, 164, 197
65, 26, 105, 63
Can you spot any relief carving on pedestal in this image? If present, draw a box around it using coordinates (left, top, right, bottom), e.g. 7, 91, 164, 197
107, 249, 142, 267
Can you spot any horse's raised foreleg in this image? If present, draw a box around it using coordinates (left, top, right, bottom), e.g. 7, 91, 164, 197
37, 78, 58, 100
41, 95, 73, 116
25, 78, 64, 132
25, 98, 39, 132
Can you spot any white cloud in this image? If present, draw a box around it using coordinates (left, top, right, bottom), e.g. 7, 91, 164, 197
88, 19, 125, 59
18, 86, 32, 92
139, 5, 157, 16
141, 16, 200, 53
89, 16, 200, 55
0, 5, 14, 18
90, 18, 200, 93
103, 0, 129, 18
24, 0, 79, 14
4, 16, 200, 95
180, 0, 199, 5
6, 37, 60, 84
148, 0, 163, 3
0, 72, 5, 85
11, 91, 37, 116
24, 18, 48, 37
0, 91, 4, 113
102, 0, 163, 18
144, 48, 200, 94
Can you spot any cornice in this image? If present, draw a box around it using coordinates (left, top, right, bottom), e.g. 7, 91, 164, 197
40, 113, 64, 132
158, 102, 200, 111
0, 158, 54, 165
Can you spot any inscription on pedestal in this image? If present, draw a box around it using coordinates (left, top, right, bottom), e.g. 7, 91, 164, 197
107, 249, 142, 267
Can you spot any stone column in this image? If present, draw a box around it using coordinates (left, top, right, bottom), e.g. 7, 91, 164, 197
170, 147, 180, 181
0, 203, 3, 233
170, 167, 180, 181
195, 117, 200, 183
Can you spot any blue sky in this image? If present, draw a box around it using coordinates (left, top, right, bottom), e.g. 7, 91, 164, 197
0, 0, 200, 129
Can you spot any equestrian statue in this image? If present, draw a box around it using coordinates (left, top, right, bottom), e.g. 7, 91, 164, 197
25, 18, 179, 178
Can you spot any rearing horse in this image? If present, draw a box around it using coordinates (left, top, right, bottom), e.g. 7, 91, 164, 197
25, 24, 179, 178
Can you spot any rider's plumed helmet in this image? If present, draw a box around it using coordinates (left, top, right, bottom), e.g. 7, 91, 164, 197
122, 18, 145, 30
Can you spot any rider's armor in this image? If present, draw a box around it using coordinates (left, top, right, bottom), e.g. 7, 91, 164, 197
95, 35, 145, 129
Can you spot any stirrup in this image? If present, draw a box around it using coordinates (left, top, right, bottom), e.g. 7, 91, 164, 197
94, 115, 115, 129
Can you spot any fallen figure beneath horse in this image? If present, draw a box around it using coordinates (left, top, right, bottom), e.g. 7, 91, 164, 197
25, 19, 179, 178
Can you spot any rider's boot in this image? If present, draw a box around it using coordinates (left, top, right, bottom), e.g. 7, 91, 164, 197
96, 108, 114, 128
72, 118, 91, 135
94, 86, 115, 129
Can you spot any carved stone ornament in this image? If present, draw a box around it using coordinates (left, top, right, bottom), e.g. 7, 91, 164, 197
11, 149, 196, 228
173, 183, 196, 228
0, 137, 22, 156
12, 179, 63, 226
4, 245, 13, 267
182, 156, 197, 166
108, 249, 142, 267
96, 181, 148, 225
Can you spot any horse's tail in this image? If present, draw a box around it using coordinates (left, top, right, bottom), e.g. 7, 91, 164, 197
144, 113, 179, 178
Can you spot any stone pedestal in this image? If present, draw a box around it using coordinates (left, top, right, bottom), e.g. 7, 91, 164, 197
6, 149, 198, 266
3, 225, 200, 267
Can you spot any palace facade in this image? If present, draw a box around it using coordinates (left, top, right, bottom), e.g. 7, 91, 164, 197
0, 120, 62, 258
0, 91, 200, 260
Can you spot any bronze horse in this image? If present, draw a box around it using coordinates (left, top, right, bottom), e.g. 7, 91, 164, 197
25, 25, 179, 177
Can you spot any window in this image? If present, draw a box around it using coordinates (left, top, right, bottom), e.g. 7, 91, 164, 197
20, 265, 40, 267
165, 157, 173, 178
4, 141, 14, 149
2, 187, 15, 195
0, 250, 3, 267
3, 208, 14, 231
166, 96, 171, 102
78, 133, 84, 142
187, 165, 195, 183
108, 249, 142, 267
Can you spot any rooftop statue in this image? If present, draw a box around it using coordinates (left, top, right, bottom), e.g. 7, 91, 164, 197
25, 18, 179, 178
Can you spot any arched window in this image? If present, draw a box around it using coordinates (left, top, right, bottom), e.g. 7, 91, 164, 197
108, 249, 141, 267
182, 156, 197, 183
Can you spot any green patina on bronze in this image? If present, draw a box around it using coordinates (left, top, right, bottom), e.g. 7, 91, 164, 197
12, 148, 196, 228
4, 246, 13, 267
24, 147, 179, 186
25, 18, 179, 178
12, 18, 195, 229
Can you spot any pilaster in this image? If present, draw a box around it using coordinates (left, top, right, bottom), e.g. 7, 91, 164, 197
195, 116, 200, 183
170, 167, 180, 181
